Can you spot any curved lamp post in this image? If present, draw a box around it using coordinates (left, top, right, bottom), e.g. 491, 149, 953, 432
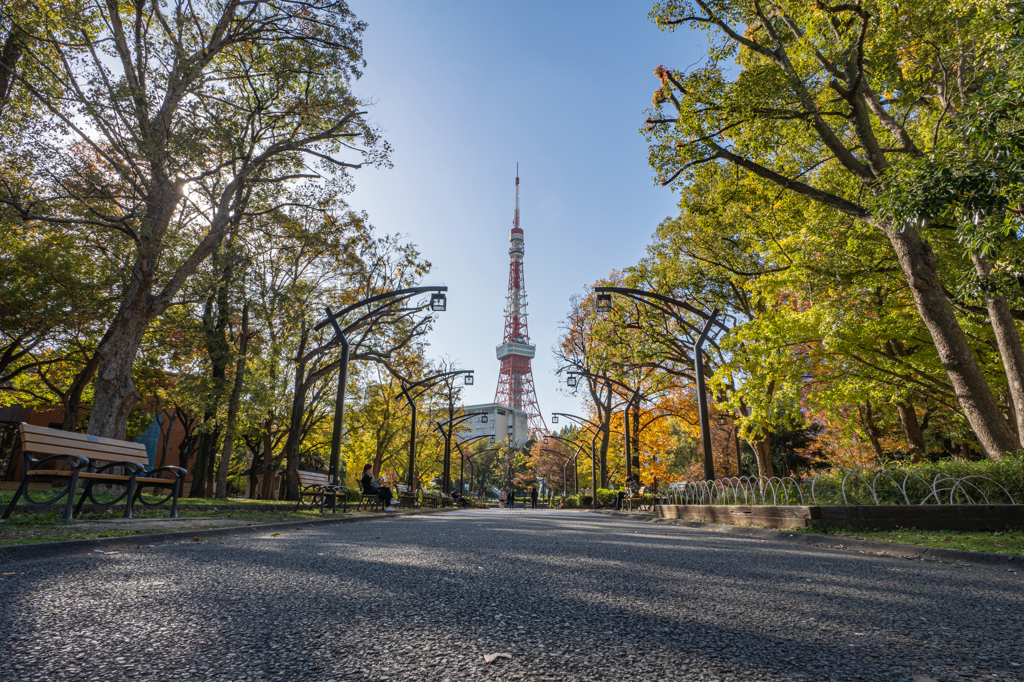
565, 369, 643, 483
551, 412, 603, 509
450, 433, 494, 498
594, 286, 729, 481
399, 369, 474, 489
542, 433, 587, 496
433, 411, 486, 495
314, 286, 449, 485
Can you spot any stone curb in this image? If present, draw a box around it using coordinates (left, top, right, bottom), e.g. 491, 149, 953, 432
0, 508, 448, 564
589, 510, 1023, 572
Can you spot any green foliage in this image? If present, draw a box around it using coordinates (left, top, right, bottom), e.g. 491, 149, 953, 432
807, 457, 1024, 505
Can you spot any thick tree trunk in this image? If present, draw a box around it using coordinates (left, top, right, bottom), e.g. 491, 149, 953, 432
882, 222, 1017, 458
972, 252, 1024, 450
216, 305, 248, 498
87, 307, 152, 439
895, 402, 926, 455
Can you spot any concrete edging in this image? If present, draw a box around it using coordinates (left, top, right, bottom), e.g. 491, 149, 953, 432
0, 509, 447, 564
589, 510, 1023, 572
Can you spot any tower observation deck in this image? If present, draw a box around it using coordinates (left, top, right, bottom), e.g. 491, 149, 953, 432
494, 170, 548, 436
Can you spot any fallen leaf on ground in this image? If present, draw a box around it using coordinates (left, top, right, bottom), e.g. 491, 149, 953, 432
483, 653, 512, 664
270, 533, 280, 537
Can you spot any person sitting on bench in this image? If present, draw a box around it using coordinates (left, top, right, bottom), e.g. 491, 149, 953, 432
361, 463, 396, 511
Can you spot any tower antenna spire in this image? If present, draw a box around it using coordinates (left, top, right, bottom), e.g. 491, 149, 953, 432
494, 169, 548, 436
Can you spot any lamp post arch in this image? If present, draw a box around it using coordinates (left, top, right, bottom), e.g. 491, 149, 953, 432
313, 286, 449, 485
398, 369, 475, 490
594, 286, 731, 481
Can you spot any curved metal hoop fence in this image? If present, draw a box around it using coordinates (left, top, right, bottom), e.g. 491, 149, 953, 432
665, 468, 1017, 506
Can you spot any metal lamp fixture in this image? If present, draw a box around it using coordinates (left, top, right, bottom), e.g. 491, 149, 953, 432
464, 373, 474, 386
596, 293, 612, 312
714, 413, 730, 426
551, 415, 559, 424
489, 435, 496, 444
429, 292, 447, 312
566, 374, 578, 389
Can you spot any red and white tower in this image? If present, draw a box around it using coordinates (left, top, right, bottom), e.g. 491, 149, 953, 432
494, 169, 548, 436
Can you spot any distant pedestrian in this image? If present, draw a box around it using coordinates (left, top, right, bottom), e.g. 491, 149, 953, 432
499, 489, 507, 509
508, 490, 516, 509
530, 486, 538, 510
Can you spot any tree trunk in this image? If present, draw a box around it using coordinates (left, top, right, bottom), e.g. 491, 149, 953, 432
87, 307, 152, 439
60, 349, 103, 432
282, 360, 308, 502
895, 402, 926, 455
216, 304, 249, 498
859, 403, 885, 466
881, 222, 1017, 458
189, 413, 216, 498
158, 407, 178, 469
751, 430, 774, 478
0, 25, 26, 121
972, 251, 1024, 450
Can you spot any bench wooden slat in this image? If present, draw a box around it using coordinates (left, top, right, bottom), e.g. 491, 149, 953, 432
21, 430, 147, 456
21, 431, 148, 458
19, 440, 149, 465
21, 423, 146, 451
20, 424, 149, 464
297, 471, 330, 486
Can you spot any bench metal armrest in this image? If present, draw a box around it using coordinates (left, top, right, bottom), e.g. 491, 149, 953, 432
145, 466, 187, 479
92, 460, 146, 475
26, 453, 90, 471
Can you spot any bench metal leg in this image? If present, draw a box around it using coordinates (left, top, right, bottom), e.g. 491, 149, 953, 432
1, 478, 27, 520
122, 477, 135, 519
63, 469, 80, 521
169, 480, 181, 518
73, 478, 94, 517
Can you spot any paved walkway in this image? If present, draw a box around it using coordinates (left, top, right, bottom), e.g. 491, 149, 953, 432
0, 509, 1019, 681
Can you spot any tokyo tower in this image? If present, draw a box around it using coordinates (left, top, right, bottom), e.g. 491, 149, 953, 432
494, 168, 548, 436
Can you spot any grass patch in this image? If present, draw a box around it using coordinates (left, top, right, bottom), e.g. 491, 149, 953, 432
0, 507, 375, 546
0, 489, 302, 507
793, 524, 1024, 556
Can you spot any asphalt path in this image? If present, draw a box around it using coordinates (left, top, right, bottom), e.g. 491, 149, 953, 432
0, 509, 1020, 681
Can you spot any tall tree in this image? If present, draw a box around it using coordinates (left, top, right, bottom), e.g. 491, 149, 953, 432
1, 0, 386, 438
645, 0, 1023, 457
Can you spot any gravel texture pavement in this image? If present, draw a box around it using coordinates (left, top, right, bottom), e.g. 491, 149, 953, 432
0, 508, 1020, 681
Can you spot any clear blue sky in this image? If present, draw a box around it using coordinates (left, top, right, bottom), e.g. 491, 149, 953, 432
346, 1, 702, 421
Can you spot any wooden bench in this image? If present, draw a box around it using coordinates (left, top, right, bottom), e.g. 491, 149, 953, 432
395, 484, 418, 508
295, 471, 349, 513
624, 485, 649, 511
357, 480, 385, 511
1, 423, 186, 521
420, 488, 441, 508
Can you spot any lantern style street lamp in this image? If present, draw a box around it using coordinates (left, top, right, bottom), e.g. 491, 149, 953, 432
594, 286, 730, 481
314, 286, 449, 485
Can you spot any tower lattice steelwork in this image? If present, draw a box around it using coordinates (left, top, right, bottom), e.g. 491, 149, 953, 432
494, 170, 548, 436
